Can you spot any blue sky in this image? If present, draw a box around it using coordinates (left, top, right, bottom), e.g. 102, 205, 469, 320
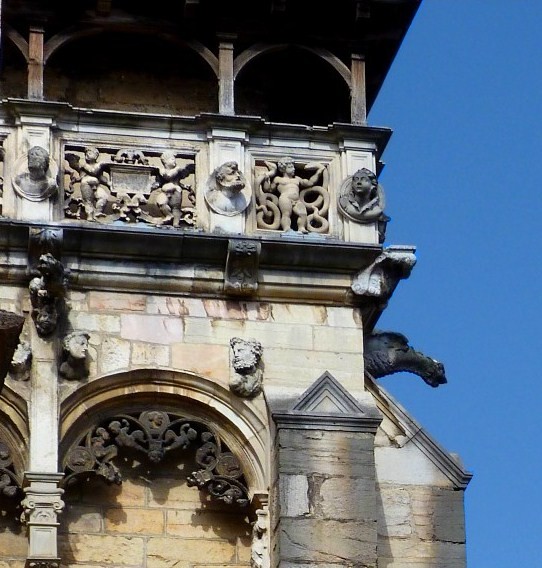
367, 2, 542, 565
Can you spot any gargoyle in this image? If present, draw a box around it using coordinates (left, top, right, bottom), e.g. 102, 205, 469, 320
364, 330, 447, 387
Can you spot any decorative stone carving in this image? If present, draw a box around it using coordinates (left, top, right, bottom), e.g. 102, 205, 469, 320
0, 310, 25, 387
148, 150, 196, 227
59, 332, 90, 380
63, 411, 249, 507
364, 330, 447, 387
251, 505, 270, 568
338, 167, 390, 242
9, 340, 32, 381
224, 239, 261, 296
256, 157, 329, 233
28, 253, 68, 337
204, 161, 250, 216
351, 248, 416, 299
12, 146, 58, 202
0, 440, 22, 498
229, 337, 264, 398
28, 228, 63, 272
64, 145, 196, 227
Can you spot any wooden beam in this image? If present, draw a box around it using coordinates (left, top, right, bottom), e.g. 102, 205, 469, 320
350, 53, 366, 124
218, 39, 235, 115
28, 26, 44, 100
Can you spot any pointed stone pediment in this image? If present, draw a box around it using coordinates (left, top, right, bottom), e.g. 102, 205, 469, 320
292, 371, 366, 416
266, 371, 382, 433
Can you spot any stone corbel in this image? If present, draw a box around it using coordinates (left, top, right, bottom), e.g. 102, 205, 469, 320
351, 246, 416, 299
224, 239, 261, 296
28, 228, 63, 271
21, 472, 65, 568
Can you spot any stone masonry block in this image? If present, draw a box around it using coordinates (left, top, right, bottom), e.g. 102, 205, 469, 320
279, 475, 310, 517
319, 476, 376, 521
171, 342, 229, 380
280, 518, 377, 566
89, 291, 146, 312
147, 537, 236, 566
105, 507, 165, 535
121, 314, 184, 344
99, 336, 131, 374
166, 509, 251, 540
58, 534, 145, 565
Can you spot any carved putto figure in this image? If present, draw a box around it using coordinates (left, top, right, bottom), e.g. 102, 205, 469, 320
150, 150, 195, 227
28, 253, 68, 337
65, 146, 111, 221
256, 157, 329, 233
338, 168, 389, 241
59, 332, 90, 380
12, 146, 58, 202
229, 337, 264, 398
204, 161, 250, 216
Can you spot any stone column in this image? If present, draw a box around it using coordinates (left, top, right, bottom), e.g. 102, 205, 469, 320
266, 372, 382, 568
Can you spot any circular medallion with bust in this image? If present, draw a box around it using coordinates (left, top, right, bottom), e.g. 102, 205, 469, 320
204, 161, 250, 216
338, 167, 387, 223
12, 146, 58, 202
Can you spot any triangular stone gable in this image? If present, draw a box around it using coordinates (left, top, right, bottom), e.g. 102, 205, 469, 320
292, 371, 366, 416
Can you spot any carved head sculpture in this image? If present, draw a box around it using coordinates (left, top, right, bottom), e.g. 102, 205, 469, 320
84, 146, 100, 163
63, 331, 90, 361
205, 161, 249, 216
230, 337, 263, 372
27, 146, 50, 180
351, 168, 377, 200
160, 150, 177, 170
277, 157, 295, 176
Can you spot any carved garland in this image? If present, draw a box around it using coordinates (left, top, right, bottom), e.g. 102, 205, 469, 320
62, 410, 249, 507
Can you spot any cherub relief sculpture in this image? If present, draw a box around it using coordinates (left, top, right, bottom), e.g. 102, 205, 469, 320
229, 337, 264, 398
12, 146, 58, 202
256, 157, 329, 234
149, 150, 196, 227
59, 331, 90, 380
338, 168, 390, 241
28, 253, 68, 337
65, 146, 111, 221
204, 161, 250, 216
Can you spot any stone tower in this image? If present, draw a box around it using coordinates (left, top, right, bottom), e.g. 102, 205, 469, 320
0, 1, 471, 567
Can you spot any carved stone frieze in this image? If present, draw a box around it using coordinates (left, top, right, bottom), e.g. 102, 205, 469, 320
63, 411, 249, 507
224, 239, 261, 296
255, 157, 329, 233
28, 253, 68, 337
351, 248, 416, 299
204, 161, 250, 216
229, 337, 264, 398
63, 145, 196, 228
12, 146, 58, 202
59, 332, 90, 380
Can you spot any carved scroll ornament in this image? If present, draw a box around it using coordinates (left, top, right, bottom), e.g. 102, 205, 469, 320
0, 440, 22, 499
63, 411, 249, 507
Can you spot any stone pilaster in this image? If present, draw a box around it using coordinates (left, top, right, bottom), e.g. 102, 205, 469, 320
21, 472, 65, 568
266, 372, 382, 568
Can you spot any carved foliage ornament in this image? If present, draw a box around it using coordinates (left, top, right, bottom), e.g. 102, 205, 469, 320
64, 146, 196, 228
0, 440, 22, 499
63, 411, 249, 507
255, 157, 330, 234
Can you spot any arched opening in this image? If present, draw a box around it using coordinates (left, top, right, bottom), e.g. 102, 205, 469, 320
58, 369, 267, 567
0, 38, 28, 99
235, 46, 351, 125
44, 32, 218, 114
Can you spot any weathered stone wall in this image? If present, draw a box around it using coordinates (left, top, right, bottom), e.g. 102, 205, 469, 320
0, 500, 26, 568
59, 455, 252, 568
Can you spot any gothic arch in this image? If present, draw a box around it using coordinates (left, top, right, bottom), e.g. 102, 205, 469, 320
59, 369, 268, 498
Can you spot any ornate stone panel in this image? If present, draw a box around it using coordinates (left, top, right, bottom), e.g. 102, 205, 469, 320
62, 410, 249, 507
63, 145, 196, 227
